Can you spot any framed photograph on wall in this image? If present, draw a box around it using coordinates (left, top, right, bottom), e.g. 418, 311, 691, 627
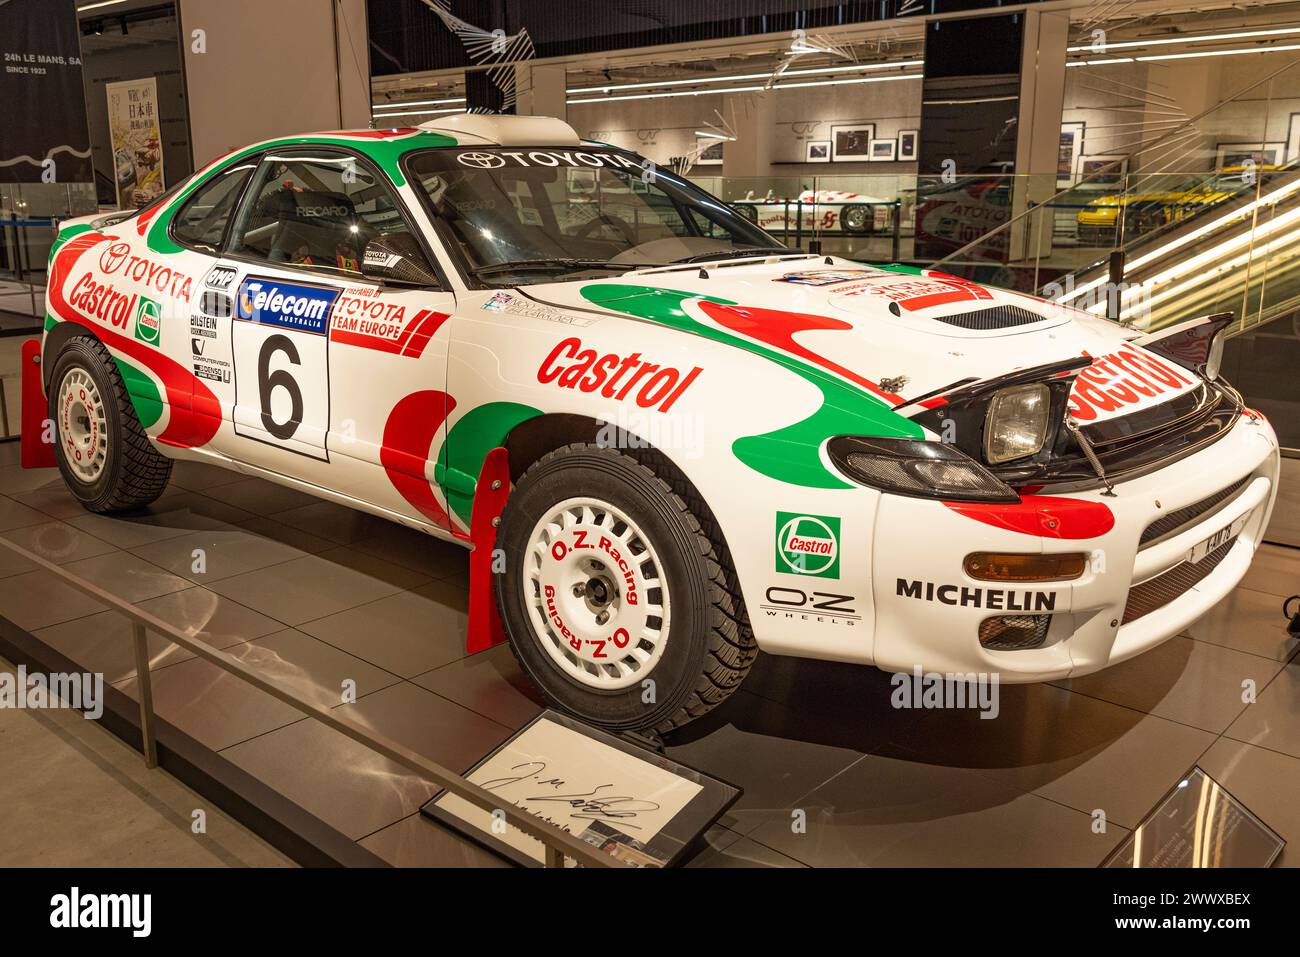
695, 139, 724, 166
1215, 142, 1284, 170
1075, 154, 1128, 186
830, 123, 874, 161
868, 138, 897, 162
897, 129, 918, 162
1059, 121, 1085, 185
1287, 114, 1300, 164
805, 140, 831, 163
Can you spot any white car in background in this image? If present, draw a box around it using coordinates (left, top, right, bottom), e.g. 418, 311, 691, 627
732, 187, 894, 235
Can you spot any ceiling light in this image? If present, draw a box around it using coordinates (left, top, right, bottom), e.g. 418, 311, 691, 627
369, 107, 463, 119
1067, 25, 1300, 53
1136, 42, 1300, 62
568, 58, 923, 95
568, 71, 921, 106
371, 96, 466, 110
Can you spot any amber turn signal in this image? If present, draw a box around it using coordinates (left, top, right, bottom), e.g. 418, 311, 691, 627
964, 552, 1088, 582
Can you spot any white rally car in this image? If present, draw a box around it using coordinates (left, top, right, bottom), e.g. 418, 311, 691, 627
732, 188, 894, 236
34, 115, 1279, 736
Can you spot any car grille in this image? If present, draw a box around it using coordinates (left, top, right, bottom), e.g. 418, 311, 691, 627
1138, 476, 1250, 549
934, 305, 1047, 330
1121, 536, 1237, 625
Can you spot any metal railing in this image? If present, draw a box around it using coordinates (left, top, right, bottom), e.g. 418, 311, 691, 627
0, 532, 617, 868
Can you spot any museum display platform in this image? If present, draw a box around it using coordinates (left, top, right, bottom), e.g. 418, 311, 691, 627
0, 437, 1296, 868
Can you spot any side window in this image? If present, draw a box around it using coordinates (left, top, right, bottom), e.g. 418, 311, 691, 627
171, 162, 257, 251
228, 153, 416, 277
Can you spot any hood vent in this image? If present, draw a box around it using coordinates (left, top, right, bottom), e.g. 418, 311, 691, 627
935, 305, 1048, 330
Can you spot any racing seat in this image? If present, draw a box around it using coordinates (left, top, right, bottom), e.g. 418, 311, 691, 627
259, 188, 363, 269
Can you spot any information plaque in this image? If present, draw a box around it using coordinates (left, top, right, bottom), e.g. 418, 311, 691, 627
1103, 766, 1284, 867
421, 710, 740, 867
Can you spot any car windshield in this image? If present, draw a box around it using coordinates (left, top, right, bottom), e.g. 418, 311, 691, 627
405, 147, 783, 284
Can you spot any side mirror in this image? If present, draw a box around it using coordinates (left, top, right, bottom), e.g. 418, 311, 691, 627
361, 234, 441, 287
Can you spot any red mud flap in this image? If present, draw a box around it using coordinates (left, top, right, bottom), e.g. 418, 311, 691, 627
466, 446, 511, 654
20, 338, 55, 469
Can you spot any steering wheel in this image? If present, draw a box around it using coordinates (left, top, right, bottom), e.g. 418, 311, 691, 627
575, 211, 637, 244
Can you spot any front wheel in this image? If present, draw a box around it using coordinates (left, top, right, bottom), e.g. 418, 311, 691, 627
49, 335, 172, 513
495, 443, 756, 735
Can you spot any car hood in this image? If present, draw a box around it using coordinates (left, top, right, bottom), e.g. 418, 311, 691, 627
523, 257, 1201, 425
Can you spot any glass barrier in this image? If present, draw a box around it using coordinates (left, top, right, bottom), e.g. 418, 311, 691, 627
1, 182, 98, 325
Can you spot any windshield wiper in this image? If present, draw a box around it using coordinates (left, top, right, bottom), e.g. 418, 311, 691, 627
473, 258, 659, 277
667, 247, 798, 265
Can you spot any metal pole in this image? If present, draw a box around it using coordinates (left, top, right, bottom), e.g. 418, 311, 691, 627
891, 201, 901, 262
1107, 249, 1125, 322
0, 377, 10, 439
544, 846, 564, 868
131, 622, 158, 768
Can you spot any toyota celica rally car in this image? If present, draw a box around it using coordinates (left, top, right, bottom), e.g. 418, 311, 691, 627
34, 114, 1279, 736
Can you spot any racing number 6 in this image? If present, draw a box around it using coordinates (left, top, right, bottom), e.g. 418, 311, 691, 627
257, 334, 304, 441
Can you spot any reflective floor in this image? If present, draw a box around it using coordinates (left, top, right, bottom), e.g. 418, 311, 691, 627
0, 440, 1297, 868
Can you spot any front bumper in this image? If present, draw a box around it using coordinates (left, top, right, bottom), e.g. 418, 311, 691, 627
869, 412, 1280, 681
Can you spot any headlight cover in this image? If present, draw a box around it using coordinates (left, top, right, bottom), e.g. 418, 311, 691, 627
984, 382, 1050, 464
827, 436, 1019, 503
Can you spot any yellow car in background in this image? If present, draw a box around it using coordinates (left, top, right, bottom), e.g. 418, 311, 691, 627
1076, 167, 1281, 246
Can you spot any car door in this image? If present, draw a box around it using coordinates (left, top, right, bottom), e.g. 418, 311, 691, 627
214, 147, 456, 529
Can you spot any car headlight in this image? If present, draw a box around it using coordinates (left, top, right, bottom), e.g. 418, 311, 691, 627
984, 383, 1050, 464
827, 436, 1018, 503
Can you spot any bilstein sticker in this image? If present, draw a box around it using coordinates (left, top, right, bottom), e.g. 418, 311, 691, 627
775, 512, 841, 578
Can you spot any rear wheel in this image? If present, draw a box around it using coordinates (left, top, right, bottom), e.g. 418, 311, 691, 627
49, 336, 172, 513
495, 443, 757, 735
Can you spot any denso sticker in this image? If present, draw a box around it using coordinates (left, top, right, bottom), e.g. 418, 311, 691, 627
1067, 344, 1197, 423
235, 276, 338, 335
537, 337, 700, 411
775, 512, 841, 579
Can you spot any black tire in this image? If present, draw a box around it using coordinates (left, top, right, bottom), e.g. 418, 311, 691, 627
49, 335, 172, 513
495, 443, 757, 735
841, 203, 874, 235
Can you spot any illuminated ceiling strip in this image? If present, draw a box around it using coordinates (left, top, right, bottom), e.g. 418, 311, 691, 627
76, 0, 129, 10
568, 72, 921, 105
368, 107, 463, 119
1136, 42, 1300, 61
373, 96, 466, 110
569, 59, 924, 94
1067, 26, 1300, 52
